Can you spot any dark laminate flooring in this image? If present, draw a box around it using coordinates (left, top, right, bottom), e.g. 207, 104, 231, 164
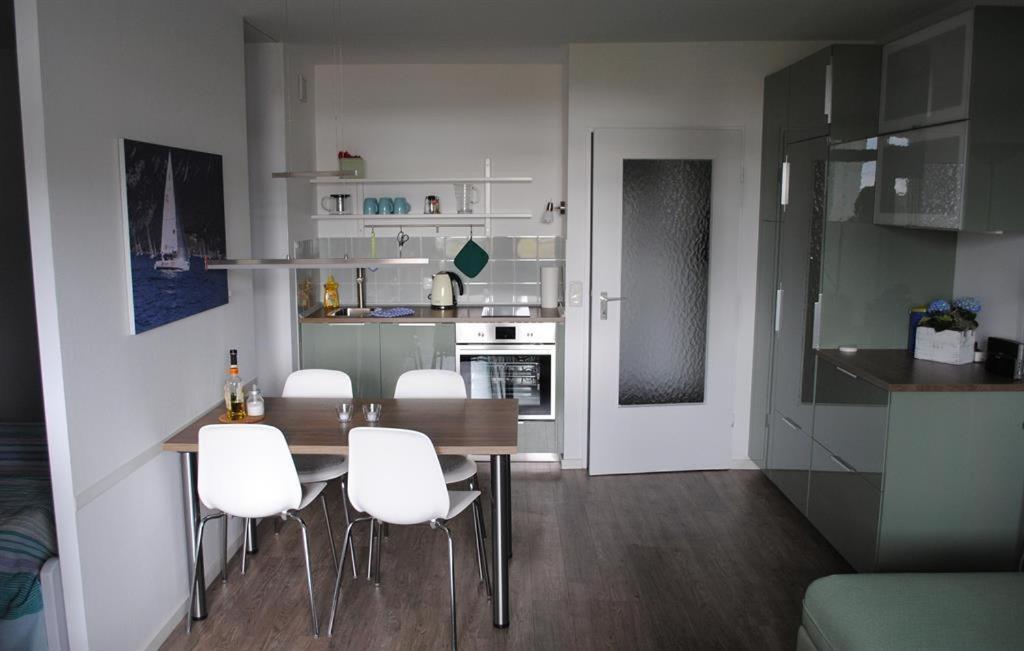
161, 466, 849, 650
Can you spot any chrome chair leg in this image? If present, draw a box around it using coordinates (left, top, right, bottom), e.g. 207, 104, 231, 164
320, 494, 339, 571
340, 478, 358, 578
241, 518, 250, 575
186, 513, 224, 634
285, 512, 319, 638
467, 475, 486, 540
366, 519, 376, 581
328, 516, 372, 637
372, 518, 383, 586
470, 496, 492, 598
432, 520, 458, 651
221, 515, 229, 583
273, 516, 281, 535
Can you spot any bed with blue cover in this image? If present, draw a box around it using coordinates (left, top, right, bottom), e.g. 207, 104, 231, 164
0, 424, 57, 650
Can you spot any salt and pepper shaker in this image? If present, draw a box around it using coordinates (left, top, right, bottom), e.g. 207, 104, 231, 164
246, 384, 265, 417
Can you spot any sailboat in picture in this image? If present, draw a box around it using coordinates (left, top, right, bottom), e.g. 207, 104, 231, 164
154, 152, 190, 272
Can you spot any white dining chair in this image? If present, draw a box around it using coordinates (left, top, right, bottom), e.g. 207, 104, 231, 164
387, 369, 489, 591
327, 427, 489, 651
188, 424, 327, 637
281, 369, 358, 577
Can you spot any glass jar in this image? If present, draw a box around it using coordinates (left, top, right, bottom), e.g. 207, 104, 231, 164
246, 384, 265, 418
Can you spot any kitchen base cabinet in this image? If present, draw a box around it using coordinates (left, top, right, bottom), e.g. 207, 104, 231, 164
807, 441, 881, 572
877, 391, 1024, 571
379, 323, 455, 398
300, 323, 382, 399
767, 412, 811, 514
808, 351, 1024, 573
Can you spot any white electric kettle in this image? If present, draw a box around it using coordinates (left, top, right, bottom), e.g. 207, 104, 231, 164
429, 271, 464, 309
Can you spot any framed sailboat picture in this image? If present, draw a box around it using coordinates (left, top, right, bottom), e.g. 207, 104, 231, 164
119, 139, 228, 334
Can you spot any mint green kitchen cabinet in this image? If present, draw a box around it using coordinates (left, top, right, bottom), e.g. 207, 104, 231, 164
299, 323, 382, 399
808, 352, 1024, 572
379, 323, 456, 398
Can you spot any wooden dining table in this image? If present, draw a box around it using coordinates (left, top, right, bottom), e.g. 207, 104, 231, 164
163, 397, 518, 629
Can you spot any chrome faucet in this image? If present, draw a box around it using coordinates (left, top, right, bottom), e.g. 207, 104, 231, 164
355, 267, 366, 308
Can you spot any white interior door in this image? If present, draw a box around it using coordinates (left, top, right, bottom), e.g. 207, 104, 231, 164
589, 128, 743, 475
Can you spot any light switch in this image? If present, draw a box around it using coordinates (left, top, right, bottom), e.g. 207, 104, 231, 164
568, 281, 583, 306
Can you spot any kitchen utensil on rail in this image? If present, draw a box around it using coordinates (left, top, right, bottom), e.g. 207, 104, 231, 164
396, 227, 410, 256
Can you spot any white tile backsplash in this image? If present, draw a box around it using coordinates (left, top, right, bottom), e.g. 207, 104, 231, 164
299, 235, 564, 307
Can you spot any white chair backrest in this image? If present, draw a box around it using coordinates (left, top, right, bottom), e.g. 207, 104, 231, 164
394, 369, 467, 399
283, 369, 353, 399
347, 427, 450, 525
198, 424, 301, 518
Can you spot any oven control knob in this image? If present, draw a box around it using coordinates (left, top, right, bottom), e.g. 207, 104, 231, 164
477, 332, 484, 338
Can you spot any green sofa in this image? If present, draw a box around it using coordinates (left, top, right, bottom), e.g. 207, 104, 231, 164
798, 573, 1024, 650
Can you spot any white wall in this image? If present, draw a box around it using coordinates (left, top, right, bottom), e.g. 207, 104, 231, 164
16, 0, 253, 648
312, 63, 566, 238
953, 232, 1024, 344
564, 42, 828, 469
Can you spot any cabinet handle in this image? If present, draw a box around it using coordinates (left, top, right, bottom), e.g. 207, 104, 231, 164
780, 158, 791, 207
327, 323, 365, 327
830, 453, 855, 473
397, 323, 436, 327
811, 295, 822, 350
824, 62, 833, 124
774, 288, 784, 333
781, 415, 800, 431
836, 366, 859, 380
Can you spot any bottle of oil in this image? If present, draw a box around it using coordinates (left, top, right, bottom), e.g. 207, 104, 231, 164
224, 349, 247, 421
324, 274, 341, 311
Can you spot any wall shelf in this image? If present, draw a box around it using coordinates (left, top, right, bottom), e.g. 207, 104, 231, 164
311, 211, 532, 221
205, 257, 428, 270
309, 176, 532, 185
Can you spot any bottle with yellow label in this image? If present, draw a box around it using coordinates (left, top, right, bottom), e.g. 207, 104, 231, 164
324, 273, 341, 311
223, 349, 247, 421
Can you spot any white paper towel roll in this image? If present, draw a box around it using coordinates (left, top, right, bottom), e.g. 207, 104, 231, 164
541, 266, 560, 309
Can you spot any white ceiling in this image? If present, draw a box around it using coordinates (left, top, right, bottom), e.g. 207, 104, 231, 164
226, 0, 973, 62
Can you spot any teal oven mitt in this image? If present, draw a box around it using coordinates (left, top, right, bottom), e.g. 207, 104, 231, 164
454, 238, 490, 278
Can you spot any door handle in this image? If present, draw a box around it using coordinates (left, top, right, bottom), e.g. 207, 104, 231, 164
780, 158, 791, 207
829, 453, 855, 473
774, 288, 784, 333
780, 415, 800, 431
599, 292, 625, 320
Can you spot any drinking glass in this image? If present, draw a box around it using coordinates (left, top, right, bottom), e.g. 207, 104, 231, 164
336, 402, 353, 423
362, 403, 382, 423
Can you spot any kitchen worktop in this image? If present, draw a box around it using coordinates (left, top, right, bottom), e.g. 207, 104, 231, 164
817, 348, 1024, 392
299, 305, 564, 324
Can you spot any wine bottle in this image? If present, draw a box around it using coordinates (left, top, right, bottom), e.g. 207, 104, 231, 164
224, 349, 247, 421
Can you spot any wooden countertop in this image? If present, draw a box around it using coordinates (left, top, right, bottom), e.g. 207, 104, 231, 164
299, 305, 564, 324
163, 397, 519, 455
817, 348, 1024, 392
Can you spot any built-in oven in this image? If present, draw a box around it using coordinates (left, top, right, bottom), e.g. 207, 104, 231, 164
455, 323, 557, 420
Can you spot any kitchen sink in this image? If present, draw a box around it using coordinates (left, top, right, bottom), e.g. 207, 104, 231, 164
326, 307, 374, 317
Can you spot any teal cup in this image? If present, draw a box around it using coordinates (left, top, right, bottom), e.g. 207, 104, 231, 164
379, 197, 395, 214
394, 197, 410, 214
362, 197, 379, 215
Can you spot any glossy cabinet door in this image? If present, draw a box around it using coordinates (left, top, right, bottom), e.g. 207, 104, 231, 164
300, 323, 382, 399
786, 48, 830, 143
879, 11, 972, 132
379, 323, 456, 398
767, 411, 811, 514
812, 360, 889, 490
874, 122, 968, 230
748, 220, 779, 468
760, 69, 789, 220
807, 441, 882, 572
770, 137, 827, 431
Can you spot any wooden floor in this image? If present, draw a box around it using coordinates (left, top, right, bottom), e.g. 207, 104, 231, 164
161, 466, 849, 650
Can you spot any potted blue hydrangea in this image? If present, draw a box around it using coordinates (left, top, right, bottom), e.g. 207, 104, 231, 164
914, 297, 981, 365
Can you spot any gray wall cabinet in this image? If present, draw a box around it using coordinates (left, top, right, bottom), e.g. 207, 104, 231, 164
875, 7, 1024, 232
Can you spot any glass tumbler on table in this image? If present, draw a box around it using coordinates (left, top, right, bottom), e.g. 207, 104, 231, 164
362, 403, 382, 423
337, 402, 353, 423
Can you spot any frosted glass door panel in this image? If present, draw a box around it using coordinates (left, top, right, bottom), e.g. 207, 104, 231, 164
619, 159, 711, 405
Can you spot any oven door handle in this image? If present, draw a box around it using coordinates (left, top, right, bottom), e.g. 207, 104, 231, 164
455, 344, 557, 354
